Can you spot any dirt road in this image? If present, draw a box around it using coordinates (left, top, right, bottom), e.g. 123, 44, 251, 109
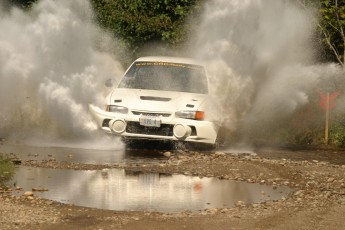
1, 146, 345, 229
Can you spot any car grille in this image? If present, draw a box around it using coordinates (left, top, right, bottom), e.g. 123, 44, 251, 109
126, 122, 174, 136
131, 111, 171, 117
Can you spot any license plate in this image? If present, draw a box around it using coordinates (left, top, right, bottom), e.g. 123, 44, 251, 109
139, 116, 161, 127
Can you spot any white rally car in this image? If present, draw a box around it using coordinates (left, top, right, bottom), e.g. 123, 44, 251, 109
89, 56, 222, 148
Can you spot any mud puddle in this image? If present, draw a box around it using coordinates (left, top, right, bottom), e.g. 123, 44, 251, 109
11, 166, 292, 213
0, 143, 166, 165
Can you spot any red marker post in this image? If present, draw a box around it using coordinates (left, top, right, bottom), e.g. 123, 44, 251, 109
319, 91, 340, 145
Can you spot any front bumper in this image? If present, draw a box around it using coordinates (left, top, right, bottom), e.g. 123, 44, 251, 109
89, 104, 218, 144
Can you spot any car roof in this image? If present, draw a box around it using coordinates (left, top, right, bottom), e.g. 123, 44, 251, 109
134, 56, 203, 66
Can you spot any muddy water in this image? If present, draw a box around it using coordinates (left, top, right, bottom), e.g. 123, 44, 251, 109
11, 166, 292, 213
0, 143, 165, 165
3, 143, 345, 166
1, 143, 294, 212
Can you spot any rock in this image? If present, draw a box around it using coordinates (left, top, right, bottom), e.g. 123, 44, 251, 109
327, 178, 335, 183
46, 201, 54, 205
32, 188, 48, 192
10, 158, 22, 165
24, 191, 33, 196
294, 190, 304, 197
247, 179, 255, 183
163, 152, 171, 158
101, 169, 109, 176
236, 201, 246, 207
215, 152, 225, 156
208, 208, 218, 214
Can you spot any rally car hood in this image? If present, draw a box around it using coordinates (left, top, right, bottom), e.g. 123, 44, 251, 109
107, 88, 208, 112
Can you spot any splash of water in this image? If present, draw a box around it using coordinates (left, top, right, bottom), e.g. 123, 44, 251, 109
1, 0, 344, 149
0, 0, 123, 146
192, 0, 344, 145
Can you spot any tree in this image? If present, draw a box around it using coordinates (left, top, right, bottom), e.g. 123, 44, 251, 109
317, 0, 345, 67
90, 0, 203, 57
4, 0, 36, 9
299, 0, 345, 66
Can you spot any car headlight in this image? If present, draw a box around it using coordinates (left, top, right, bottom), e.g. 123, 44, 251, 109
175, 111, 204, 120
105, 105, 128, 114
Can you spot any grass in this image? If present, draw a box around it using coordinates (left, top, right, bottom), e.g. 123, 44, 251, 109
0, 154, 14, 186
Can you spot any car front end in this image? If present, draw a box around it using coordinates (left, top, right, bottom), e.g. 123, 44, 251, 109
89, 56, 221, 146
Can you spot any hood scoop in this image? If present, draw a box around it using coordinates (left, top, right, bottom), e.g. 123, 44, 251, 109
140, 96, 171, 102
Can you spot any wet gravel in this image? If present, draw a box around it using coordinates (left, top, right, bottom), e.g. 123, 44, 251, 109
1, 147, 345, 229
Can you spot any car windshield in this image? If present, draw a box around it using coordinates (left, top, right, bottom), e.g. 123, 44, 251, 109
118, 61, 208, 94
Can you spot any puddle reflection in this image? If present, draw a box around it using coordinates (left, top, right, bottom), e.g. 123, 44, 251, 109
11, 166, 292, 213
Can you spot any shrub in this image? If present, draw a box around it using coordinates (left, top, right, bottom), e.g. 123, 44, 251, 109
0, 154, 14, 186
329, 123, 345, 148
90, 0, 204, 58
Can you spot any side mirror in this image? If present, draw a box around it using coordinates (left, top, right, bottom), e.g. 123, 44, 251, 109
105, 79, 116, 88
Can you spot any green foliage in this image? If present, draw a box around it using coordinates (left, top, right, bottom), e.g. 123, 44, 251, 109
293, 130, 314, 145
329, 114, 345, 147
90, 0, 203, 57
6, 0, 36, 9
0, 154, 14, 186
329, 126, 345, 147
319, 0, 345, 65
297, 0, 345, 64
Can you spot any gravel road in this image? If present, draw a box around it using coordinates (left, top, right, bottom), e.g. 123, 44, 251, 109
1, 147, 345, 229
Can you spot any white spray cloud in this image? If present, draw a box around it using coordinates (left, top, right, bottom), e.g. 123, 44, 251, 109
1, 0, 343, 149
193, 0, 344, 142
0, 0, 124, 143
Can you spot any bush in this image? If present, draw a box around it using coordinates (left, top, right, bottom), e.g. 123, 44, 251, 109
329, 123, 345, 148
0, 154, 14, 186
90, 0, 204, 58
